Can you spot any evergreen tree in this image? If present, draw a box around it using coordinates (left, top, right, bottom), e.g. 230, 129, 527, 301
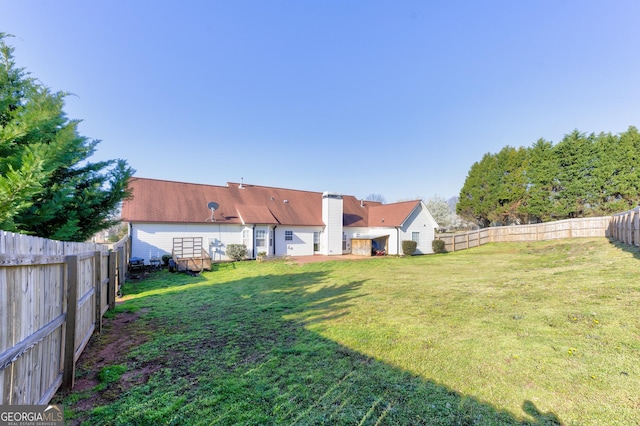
458, 126, 640, 225
489, 145, 528, 225
595, 127, 640, 213
0, 34, 134, 241
553, 130, 598, 218
457, 152, 498, 227
526, 139, 557, 222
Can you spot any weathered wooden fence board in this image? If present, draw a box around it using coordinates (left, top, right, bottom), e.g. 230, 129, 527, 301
0, 230, 129, 405
610, 207, 640, 247
437, 216, 612, 252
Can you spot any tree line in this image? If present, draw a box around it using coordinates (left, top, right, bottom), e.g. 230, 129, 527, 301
0, 34, 133, 241
457, 126, 640, 227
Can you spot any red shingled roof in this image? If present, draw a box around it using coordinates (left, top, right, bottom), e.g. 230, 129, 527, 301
367, 200, 421, 227
121, 177, 419, 227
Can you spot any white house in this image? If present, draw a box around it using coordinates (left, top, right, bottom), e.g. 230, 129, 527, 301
121, 178, 439, 263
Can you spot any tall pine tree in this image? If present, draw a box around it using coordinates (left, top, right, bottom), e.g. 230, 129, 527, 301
0, 34, 134, 241
525, 139, 557, 222
458, 126, 640, 226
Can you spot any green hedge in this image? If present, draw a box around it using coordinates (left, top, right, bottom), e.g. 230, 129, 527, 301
432, 239, 446, 254
402, 240, 417, 256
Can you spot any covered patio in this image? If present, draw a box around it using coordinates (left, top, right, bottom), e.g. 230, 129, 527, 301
350, 234, 389, 256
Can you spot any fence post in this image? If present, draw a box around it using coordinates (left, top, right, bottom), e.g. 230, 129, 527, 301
118, 246, 126, 293
633, 207, 640, 247
108, 250, 117, 310
94, 251, 103, 333
63, 255, 78, 390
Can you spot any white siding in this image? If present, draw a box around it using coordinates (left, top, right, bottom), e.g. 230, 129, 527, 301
129, 202, 439, 261
347, 203, 438, 256
275, 226, 322, 257
321, 193, 343, 255
131, 223, 246, 262
397, 203, 438, 254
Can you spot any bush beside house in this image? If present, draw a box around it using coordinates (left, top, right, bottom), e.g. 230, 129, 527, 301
227, 244, 248, 261
402, 240, 417, 256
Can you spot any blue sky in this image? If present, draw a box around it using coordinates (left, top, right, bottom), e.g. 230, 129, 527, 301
3, 1, 639, 202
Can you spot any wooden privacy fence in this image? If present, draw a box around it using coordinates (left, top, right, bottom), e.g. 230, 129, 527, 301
0, 231, 128, 405
437, 216, 612, 252
609, 207, 640, 247
435, 228, 491, 252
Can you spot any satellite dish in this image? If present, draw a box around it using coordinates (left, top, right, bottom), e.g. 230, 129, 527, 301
207, 201, 219, 222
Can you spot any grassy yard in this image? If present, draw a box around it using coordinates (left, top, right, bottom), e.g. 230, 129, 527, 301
56, 238, 640, 425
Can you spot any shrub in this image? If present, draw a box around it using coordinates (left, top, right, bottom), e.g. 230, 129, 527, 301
432, 239, 446, 254
402, 240, 417, 256
161, 254, 172, 266
227, 244, 248, 261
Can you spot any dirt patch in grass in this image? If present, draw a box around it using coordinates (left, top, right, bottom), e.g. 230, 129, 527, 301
55, 307, 155, 425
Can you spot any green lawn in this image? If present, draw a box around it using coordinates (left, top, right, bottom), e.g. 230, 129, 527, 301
57, 238, 640, 425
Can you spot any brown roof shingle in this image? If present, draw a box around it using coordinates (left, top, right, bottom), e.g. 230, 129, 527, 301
121, 177, 419, 227
367, 200, 421, 227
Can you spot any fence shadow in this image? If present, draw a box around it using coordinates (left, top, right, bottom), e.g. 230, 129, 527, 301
607, 237, 640, 260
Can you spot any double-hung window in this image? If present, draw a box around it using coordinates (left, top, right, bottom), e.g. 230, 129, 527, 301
256, 230, 266, 248
285, 230, 293, 241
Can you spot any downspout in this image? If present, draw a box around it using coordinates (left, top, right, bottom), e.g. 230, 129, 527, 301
397, 227, 401, 256
128, 223, 133, 260
252, 225, 256, 259
273, 225, 277, 256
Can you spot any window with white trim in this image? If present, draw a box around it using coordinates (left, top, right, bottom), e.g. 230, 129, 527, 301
256, 230, 266, 247
412, 232, 420, 243
285, 230, 293, 241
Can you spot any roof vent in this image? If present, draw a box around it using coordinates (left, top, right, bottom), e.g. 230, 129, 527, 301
283, 199, 289, 203
360, 199, 364, 207
239, 177, 244, 189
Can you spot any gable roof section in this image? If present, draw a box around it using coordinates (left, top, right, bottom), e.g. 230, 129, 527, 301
367, 200, 422, 227
236, 205, 278, 225
121, 177, 423, 228
342, 196, 380, 226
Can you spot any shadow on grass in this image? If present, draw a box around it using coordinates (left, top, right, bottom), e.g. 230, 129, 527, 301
608, 237, 640, 260
74, 268, 562, 425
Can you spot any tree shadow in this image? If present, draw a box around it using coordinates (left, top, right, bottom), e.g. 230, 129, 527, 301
72, 268, 563, 425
